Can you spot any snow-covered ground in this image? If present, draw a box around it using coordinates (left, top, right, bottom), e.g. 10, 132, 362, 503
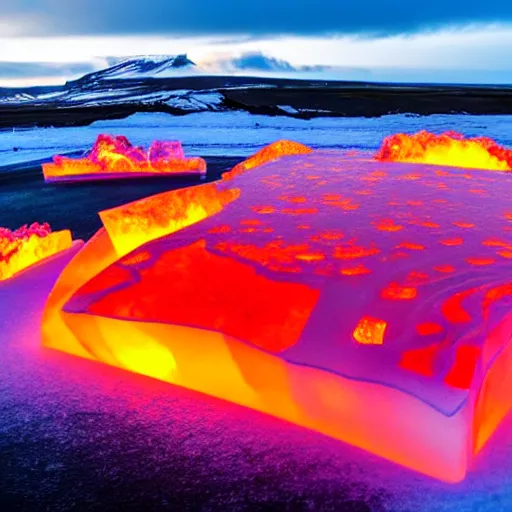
2, 111, 512, 169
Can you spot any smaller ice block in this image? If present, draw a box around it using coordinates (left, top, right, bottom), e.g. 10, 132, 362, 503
0, 222, 73, 280
42, 134, 207, 183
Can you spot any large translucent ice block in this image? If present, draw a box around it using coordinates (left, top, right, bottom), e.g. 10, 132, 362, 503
43, 142, 512, 482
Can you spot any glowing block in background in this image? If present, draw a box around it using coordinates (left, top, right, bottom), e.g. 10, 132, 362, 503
375, 130, 512, 171
0, 222, 73, 280
42, 134, 207, 183
224, 139, 313, 179
43, 142, 512, 483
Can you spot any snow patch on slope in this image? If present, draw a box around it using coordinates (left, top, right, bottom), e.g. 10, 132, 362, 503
165, 91, 224, 110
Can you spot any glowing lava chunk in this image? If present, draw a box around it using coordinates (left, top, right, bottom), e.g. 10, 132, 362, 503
375, 130, 512, 171
0, 222, 73, 280
42, 134, 207, 183
43, 143, 512, 483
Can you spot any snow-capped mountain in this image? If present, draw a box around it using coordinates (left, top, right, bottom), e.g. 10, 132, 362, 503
73, 55, 197, 82
72, 53, 346, 83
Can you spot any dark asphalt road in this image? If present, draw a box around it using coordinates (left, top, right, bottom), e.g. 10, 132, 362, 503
0, 156, 243, 241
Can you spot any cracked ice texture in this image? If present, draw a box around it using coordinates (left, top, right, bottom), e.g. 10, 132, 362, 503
42, 134, 206, 183
0, 222, 73, 280
42, 142, 512, 483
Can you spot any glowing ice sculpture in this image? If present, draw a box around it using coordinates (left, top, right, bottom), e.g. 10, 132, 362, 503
42, 140, 512, 483
42, 134, 207, 183
1, 222, 73, 280
376, 130, 512, 171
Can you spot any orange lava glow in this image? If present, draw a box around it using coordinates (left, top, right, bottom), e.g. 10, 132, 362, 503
339, 264, 371, 276
374, 218, 404, 232
353, 316, 387, 345
89, 240, 320, 354
42, 134, 206, 181
381, 282, 417, 300
399, 344, 440, 377
375, 131, 512, 171
416, 322, 443, 336
441, 289, 475, 324
0, 223, 72, 280
444, 345, 481, 390
434, 264, 456, 274
333, 242, 380, 260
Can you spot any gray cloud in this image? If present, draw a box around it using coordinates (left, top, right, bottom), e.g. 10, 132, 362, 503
0, 61, 97, 79
3, 0, 512, 37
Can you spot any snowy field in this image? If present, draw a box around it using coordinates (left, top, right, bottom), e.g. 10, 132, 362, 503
2, 111, 512, 169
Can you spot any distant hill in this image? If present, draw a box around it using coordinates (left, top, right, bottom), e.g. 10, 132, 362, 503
74, 55, 197, 82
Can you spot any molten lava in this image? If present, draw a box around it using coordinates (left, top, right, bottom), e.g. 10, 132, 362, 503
375, 130, 512, 171
42, 134, 207, 182
0, 222, 72, 280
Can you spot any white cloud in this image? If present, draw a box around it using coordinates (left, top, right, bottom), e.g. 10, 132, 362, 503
0, 35, 246, 63
1, 24, 512, 70
246, 25, 512, 70
1, 24, 512, 85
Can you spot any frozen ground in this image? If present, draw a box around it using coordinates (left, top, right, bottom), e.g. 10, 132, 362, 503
2, 111, 512, 169
0, 244, 511, 511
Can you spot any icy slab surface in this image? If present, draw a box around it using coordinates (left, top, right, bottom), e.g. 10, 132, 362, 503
44, 148, 512, 482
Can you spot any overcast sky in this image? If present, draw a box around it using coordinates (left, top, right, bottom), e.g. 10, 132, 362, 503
2, 0, 512, 86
